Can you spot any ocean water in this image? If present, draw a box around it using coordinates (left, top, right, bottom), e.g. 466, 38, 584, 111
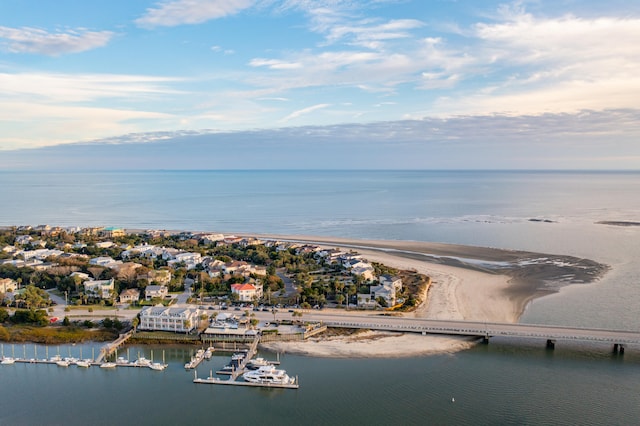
1, 170, 640, 424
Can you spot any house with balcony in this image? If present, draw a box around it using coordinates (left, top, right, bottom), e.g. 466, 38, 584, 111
145, 285, 169, 301
139, 306, 200, 333
231, 283, 263, 302
83, 278, 115, 300
119, 288, 140, 304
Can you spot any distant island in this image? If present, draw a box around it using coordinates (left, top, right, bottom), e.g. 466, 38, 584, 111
596, 221, 640, 227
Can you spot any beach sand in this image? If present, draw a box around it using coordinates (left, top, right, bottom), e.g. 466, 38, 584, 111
257, 234, 609, 358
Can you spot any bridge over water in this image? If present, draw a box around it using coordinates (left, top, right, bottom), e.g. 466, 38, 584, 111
301, 313, 640, 353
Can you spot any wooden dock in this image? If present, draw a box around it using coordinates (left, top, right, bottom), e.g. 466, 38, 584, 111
96, 330, 134, 363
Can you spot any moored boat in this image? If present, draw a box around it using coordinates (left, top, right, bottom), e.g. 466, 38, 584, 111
76, 359, 92, 368
56, 360, 70, 367
242, 365, 295, 385
1, 357, 16, 365
148, 362, 167, 371
100, 362, 117, 369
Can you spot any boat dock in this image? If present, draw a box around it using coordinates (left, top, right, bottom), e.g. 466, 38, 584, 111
193, 335, 299, 389
194, 374, 299, 389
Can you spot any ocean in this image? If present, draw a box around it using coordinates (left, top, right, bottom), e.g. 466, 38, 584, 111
1, 170, 639, 424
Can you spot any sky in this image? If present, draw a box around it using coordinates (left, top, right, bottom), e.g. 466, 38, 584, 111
1, 0, 640, 169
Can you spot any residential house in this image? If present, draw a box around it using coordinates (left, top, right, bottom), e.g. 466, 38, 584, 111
0, 278, 18, 293
95, 241, 115, 249
167, 252, 202, 270
139, 306, 200, 333
15, 235, 33, 245
100, 227, 125, 238
83, 278, 115, 300
119, 288, 140, 304
231, 283, 263, 302
368, 275, 403, 308
145, 285, 169, 301
89, 256, 123, 269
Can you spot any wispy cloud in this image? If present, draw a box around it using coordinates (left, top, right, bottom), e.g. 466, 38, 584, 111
0, 26, 113, 56
136, 0, 255, 28
280, 103, 330, 122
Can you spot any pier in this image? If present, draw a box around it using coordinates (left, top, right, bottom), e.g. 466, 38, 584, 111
96, 329, 135, 363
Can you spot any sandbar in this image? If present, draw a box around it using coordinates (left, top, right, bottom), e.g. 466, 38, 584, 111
257, 234, 609, 358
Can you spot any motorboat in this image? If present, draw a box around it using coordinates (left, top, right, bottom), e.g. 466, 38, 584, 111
56, 360, 70, 367
242, 365, 295, 385
246, 357, 272, 370
76, 359, 92, 368
148, 362, 167, 371
116, 357, 129, 365
134, 357, 151, 367
50, 355, 62, 362
100, 362, 117, 369
204, 346, 214, 359
1, 357, 15, 365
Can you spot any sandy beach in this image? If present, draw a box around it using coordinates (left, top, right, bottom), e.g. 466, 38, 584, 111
258, 234, 609, 358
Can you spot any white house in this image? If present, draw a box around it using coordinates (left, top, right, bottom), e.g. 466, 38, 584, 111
139, 306, 200, 333
145, 285, 169, 301
231, 283, 263, 302
167, 252, 202, 270
89, 256, 123, 269
83, 278, 115, 300
368, 275, 403, 308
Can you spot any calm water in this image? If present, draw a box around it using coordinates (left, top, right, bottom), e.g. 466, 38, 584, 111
1, 170, 640, 424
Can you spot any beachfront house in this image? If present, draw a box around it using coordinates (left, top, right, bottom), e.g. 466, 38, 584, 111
231, 283, 263, 302
100, 227, 126, 238
139, 306, 200, 333
357, 275, 403, 308
145, 285, 168, 301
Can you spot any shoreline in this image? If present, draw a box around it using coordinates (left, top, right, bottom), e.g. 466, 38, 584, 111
257, 234, 609, 358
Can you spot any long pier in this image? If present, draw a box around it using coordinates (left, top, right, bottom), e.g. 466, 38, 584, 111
299, 313, 640, 352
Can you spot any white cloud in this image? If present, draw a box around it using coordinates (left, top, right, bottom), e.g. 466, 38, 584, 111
280, 103, 330, 122
136, 0, 255, 28
0, 72, 184, 103
0, 26, 113, 56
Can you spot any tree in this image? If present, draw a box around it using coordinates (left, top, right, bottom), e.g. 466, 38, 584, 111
62, 316, 70, 326
132, 316, 139, 332
15, 285, 50, 309
335, 294, 345, 308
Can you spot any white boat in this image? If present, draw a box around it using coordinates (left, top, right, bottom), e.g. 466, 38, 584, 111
134, 357, 151, 367
148, 362, 167, 371
246, 357, 272, 370
100, 362, 117, 369
116, 357, 129, 365
65, 357, 78, 365
76, 359, 92, 368
242, 365, 295, 385
204, 346, 214, 359
56, 360, 70, 367
50, 355, 62, 362
1, 357, 16, 365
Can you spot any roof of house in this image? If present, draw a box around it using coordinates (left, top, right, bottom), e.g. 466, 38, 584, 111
231, 283, 257, 291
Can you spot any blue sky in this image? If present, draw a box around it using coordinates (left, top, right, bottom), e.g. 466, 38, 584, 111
1, 0, 640, 169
